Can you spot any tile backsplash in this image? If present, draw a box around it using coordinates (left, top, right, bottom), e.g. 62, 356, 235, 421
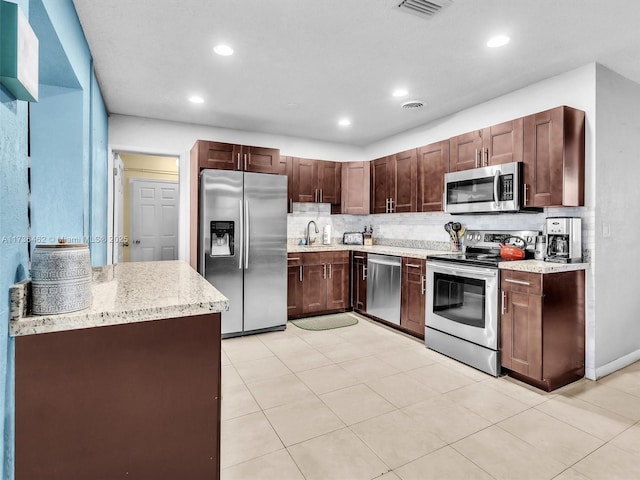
287, 203, 594, 256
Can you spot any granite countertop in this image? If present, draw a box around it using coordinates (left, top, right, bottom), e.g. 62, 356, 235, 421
287, 244, 447, 259
288, 244, 590, 273
498, 259, 590, 273
10, 260, 228, 337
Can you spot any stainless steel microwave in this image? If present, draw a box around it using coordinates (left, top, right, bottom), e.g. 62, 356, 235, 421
444, 161, 522, 214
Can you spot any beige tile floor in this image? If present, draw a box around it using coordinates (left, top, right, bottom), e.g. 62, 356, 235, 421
220, 314, 640, 480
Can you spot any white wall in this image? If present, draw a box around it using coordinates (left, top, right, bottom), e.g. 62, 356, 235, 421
593, 65, 640, 376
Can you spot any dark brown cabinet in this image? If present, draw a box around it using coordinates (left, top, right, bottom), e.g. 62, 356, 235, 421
16, 313, 222, 480
341, 161, 370, 215
287, 251, 350, 318
449, 118, 524, 172
500, 269, 585, 391
291, 158, 341, 210
287, 256, 303, 317
193, 140, 281, 174
522, 106, 585, 208
371, 149, 417, 213
351, 252, 368, 313
400, 257, 426, 338
417, 140, 449, 212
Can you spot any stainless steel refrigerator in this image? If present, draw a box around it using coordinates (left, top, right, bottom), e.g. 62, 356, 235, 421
199, 169, 288, 337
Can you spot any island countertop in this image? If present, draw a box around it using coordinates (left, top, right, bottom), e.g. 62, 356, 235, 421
9, 260, 228, 337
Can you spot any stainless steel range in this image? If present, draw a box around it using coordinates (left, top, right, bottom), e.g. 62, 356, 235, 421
425, 229, 540, 376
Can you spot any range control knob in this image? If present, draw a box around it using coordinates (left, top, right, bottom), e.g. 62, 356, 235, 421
475, 233, 482, 241
467, 233, 473, 241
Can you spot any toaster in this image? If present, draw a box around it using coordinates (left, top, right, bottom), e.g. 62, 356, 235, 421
343, 232, 364, 245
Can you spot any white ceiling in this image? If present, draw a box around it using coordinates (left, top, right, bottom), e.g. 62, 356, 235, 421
72, 0, 640, 147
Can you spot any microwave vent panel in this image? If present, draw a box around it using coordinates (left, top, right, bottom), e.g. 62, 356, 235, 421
396, 0, 453, 19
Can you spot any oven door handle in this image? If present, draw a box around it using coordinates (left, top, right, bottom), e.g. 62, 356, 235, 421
493, 169, 501, 207
427, 262, 497, 278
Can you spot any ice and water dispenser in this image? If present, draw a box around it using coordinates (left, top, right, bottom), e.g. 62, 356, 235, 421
209, 221, 234, 256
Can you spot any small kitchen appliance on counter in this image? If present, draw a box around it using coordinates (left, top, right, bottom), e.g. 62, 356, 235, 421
343, 232, 364, 245
546, 217, 582, 263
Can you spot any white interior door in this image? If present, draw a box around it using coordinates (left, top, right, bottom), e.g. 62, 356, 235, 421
130, 179, 179, 262
113, 154, 125, 263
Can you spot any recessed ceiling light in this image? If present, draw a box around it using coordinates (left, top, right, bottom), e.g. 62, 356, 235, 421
487, 35, 510, 48
189, 95, 204, 104
213, 44, 234, 56
338, 118, 351, 127
392, 88, 408, 98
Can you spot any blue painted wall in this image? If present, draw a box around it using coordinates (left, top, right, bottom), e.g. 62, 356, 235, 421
0, 1, 108, 477
0, 0, 30, 475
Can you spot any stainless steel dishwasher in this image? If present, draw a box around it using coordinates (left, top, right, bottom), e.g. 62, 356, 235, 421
366, 254, 402, 325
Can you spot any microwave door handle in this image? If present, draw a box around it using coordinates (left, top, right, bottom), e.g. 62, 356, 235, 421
493, 170, 501, 207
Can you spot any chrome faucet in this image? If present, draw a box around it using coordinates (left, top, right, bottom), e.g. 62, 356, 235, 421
306, 220, 319, 245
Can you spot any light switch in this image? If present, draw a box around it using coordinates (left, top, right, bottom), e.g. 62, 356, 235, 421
602, 223, 611, 238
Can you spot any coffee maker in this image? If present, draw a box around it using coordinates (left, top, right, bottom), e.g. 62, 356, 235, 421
545, 217, 582, 263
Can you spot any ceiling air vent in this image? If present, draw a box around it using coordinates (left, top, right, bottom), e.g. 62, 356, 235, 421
397, 0, 453, 19
402, 101, 424, 109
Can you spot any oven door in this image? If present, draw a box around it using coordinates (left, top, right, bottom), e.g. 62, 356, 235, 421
426, 261, 499, 350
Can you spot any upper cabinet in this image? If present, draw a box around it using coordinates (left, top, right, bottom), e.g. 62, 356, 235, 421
290, 157, 342, 210
449, 118, 524, 172
371, 149, 417, 214
194, 140, 281, 174
522, 106, 585, 208
341, 161, 370, 215
417, 140, 449, 212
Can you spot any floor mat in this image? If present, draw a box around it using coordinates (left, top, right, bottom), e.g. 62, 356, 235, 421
289, 312, 359, 331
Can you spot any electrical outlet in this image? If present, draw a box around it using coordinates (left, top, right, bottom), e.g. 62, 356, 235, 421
602, 223, 611, 238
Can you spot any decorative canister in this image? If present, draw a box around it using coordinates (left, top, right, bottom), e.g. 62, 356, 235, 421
31, 241, 92, 315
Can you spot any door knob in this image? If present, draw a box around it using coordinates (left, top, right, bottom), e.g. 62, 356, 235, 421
134, 240, 141, 244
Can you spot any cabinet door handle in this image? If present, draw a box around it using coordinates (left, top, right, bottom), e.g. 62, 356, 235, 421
482, 148, 488, 167
504, 278, 531, 286
421, 274, 426, 295
501, 290, 507, 315
329, 263, 332, 278
390, 198, 394, 213
315, 189, 318, 202
244, 153, 248, 170
406, 263, 421, 268
323, 263, 327, 279
475, 149, 479, 168
524, 183, 529, 206
289, 198, 293, 212
320, 189, 323, 203
299, 265, 303, 282
363, 265, 367, 280
353, 255, 365, 260
288, 257, 301, 261
237, 153, 241, 170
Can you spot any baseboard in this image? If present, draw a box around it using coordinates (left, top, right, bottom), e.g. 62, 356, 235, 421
594, 348, 640, 379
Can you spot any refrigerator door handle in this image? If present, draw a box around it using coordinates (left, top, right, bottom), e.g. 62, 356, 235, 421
244, 199, 250, 269
238, 199, 244, 269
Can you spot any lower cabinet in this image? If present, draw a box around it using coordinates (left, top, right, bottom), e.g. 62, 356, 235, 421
400, 257, 426, 338
287, 251, 350, 318
16, 313, 222, 480
500, 269, 585, 391
351, 252, 368, 313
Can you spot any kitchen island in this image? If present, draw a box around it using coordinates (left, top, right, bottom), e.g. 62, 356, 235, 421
10, 261, 228, 480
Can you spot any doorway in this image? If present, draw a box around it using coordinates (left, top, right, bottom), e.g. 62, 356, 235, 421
114, 152, 180, 262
